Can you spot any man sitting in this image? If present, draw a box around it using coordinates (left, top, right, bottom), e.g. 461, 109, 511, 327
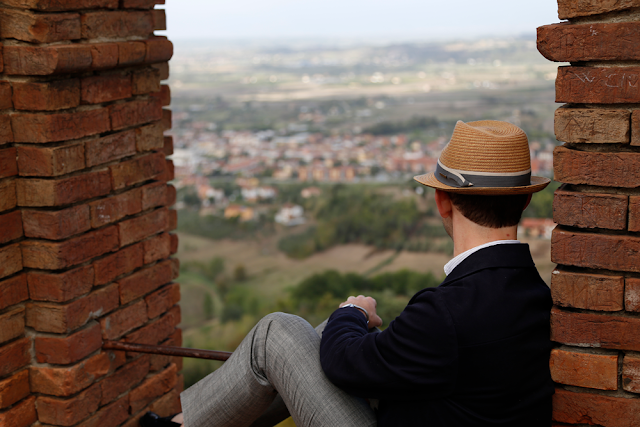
143, 120, 554, 427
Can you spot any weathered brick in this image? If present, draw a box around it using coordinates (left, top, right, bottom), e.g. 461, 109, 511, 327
158, 159, 174, 182
78, 393, 129, 427
144, 36, 173, 64
625, 278, 640, 312
132, 68, 161, 95
125, 304, 179, 345
557, 66, 640, 104
0, 9, 81, 43
93, 242, 144, 285
141, 182, 167, 210
135, 121, 164, 152
118, 41, 146, 66
11, 108, 109, 143
145, 283, 179, 319
0, 306, 25, 345
81, 11, 153, 39
91, 42, 119, 70
550, 348, 618, 390
22, 205, 90, 240
118, 207, 168, 247
169, 258, 179, 279
17, 169, 111, 207
100, 356, 149, 405
0, 114, 14, 144
623, 354, 640, 393
628, 196, 640, 232
553, 388, 640, 427
0, 147, 17, 179
166, 185, 176, 206
631, 110, 640, 146
152, 62, 169, 80
558, 0, 640, 19
100, 299, 148, 340
21, 225, 119, 270
28, 265, 94, 303
89, 187, 142, 228
143, 232, 171, 264
0, 274, 28, 310
552, 228, 640, 273
0, 82, 12, 110
85, 130, 137, 168
35, 322, 102, 364
30, 352, 110, 397
26, 284, 119, 333
152, 9, 166, 31
152, 84, 171, 107
0, 243, 22, 280
551, 269, 624, 311
0, 210, 23, 244
36, 383, 101, 426
554, 146, 640, 188
0, 370, 30, 409
129, 363, 177, 413
121, 0, 157, 8
0, 337, 30, 377
147, 389, 181, 420
0, 0, 118, 11
118, 259, 173, 304
553, 189, 627, 230
0, 178, 16, 212
168, 208, 177, 231
17, 143, 85, 176
0, 395, 36, 427
162, 108, 172, 130
11, 79, 79, 112
3, 44, 92, 75
81, 73, 132, 104
109, 151, 165, 190
169, 233, 178, 255
554, 108, 630, 144
149, 328, 180, 372
110, 98, 162, 131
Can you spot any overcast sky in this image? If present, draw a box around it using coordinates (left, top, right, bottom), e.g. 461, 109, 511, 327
161, 0, 561, 41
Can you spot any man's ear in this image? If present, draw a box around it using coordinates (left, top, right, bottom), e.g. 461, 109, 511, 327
523, 194, 533, 211
434, 189, 453, 219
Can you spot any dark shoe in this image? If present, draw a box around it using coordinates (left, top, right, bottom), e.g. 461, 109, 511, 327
140, 412, 181, 427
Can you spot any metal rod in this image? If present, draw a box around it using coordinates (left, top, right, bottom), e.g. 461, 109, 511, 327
103, 340, 232, 361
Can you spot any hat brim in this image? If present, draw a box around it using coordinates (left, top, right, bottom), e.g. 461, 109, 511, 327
414, 172, 551, 195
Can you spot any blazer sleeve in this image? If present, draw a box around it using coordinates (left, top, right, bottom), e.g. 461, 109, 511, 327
320, 288, 458, 400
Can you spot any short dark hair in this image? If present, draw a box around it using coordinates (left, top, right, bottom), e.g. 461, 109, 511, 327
448, 193, 528, 228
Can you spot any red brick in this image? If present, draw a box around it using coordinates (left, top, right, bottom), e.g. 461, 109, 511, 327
22, 205, 90, 240
78, 393, 129, 427
549, 348, 618, 390
11, 108, 109, 143
143, 232, 171, 264
168, 209, 177, 232
130, 363, 177, 413
81, 11, 153, 39
558, 0, 640, 19
91, 42, 119, 70
553, 189, 627, 230
555, 145, 640, 188
109, 151, 165, 190
0, 274, 28, 310
100, 299, 148, 340
555, 108, 631, 144
0, 395, 36, 427
81, 73, 132, 104
125, 305, 179, 345
169, 233, 178, 255
145, 283, 179, 319
625, 278, 640, 312
152, 62, 169, 81
0, 45, 3, 74
132, 68, 161, 95
0, 210, 22, 244
100, 356, 149, 405
0, 243, 22, 280
553, 388, 640, 427
27, 284, 119, 333
0, 148, 17, 179
93, 242, 144, 285
633, 111, 640, 146
0, 9, 81, 43
145, 36, 173, 64
0, 337, 30, 377
162, 136, 172, 156
28, 265, 94, 303
550, 269, 624, 311
153, 84, 171, 106
0, 82, 12, 110
158, 159, 174, 182
3, 44, 92, 76
35, 322, 102, 364
141, 182, 167, 210
21, 225, 119, 270
170, 258, 179, 279
118, 207, 169, 248
147, 389, 181, 419
17, 169, 111, 207
110, 98, 162, 131
162, 108, 172, 130
89, 187, 142, 228
153, 9, 166, 31
623, 354, 640, 393
0, 306, 25, 345
0, 0, 118, 11
30, 352, 110, 397
0, 370, 29, 409
629, 196, 640, 232
36, 383, 101, 426
557, 66, 640, 104
135, 121, 164, 152
0, 178, 16, 212
17, 143, 85, 177
149, 329, 180, 372
118, 41, 146, 66
118, 259, 173, 304
166, 185, 176, 206
0, 114, 14, 144
121, 0, 157, 8
85, 129, 136, 168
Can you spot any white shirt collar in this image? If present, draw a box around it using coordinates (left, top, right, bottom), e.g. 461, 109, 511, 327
444, 240, 521, 276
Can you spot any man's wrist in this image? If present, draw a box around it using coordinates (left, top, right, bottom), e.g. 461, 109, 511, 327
339, 303, 369, 323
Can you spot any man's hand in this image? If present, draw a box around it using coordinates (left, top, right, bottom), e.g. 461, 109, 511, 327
339, 295, 383, 329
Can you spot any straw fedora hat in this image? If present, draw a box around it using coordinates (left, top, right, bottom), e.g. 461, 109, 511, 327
414, 120, 550, 195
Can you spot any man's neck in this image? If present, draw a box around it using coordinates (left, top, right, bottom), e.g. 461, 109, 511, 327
451, 213, 519, 257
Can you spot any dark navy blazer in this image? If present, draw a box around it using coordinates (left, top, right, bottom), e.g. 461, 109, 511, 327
320, 244, 554, 426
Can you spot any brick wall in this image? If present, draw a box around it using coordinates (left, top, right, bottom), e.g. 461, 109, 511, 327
539, 1, 640, 426
0, 1, 181, 426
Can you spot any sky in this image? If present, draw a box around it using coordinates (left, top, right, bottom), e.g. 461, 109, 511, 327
161, 0, 561, 41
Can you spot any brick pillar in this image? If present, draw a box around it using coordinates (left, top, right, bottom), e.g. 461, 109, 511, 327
538, 1, 640, 426
0, 1, 180, 426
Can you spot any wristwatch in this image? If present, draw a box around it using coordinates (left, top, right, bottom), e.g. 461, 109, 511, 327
339, 303, 369, 324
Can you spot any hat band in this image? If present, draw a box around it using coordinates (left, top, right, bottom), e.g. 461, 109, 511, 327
435, 160, 532, 188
